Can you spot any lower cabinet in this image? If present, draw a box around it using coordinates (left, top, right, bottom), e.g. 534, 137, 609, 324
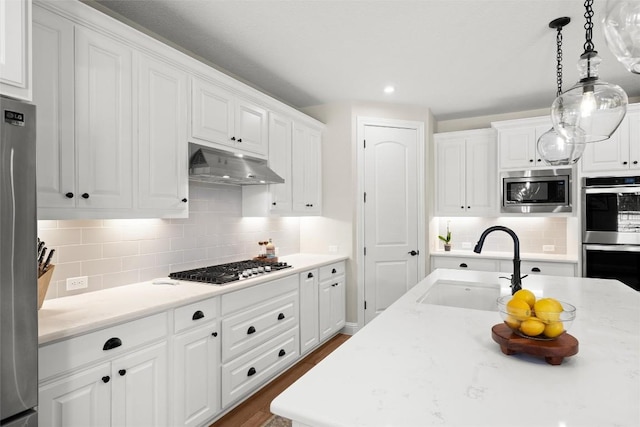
431, 255, 499, 272
39, 341, 168, 427
299, 268, 319, 356
319, 262, 346, 341
431, 255, 577, 277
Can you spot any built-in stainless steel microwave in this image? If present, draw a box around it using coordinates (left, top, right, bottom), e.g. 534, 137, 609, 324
501, 168, 572, 213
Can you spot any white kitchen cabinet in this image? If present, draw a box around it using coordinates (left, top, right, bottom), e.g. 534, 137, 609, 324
431, 255, 577, 277
299, 269, 319, 355
430, 255, 499, 272
0, 0, 31, 100
39, 313, 169, 427
292, 122, 322, 214
492, 117, 551, 169
434, 128, 497, 216
500, 260, 576, 277
267, 112, 293, 213
318, 262, 346, 341
581, 105, 640, 175
172, 297, 220, 427
191, 77, 268, 157
137, 54, 189, 215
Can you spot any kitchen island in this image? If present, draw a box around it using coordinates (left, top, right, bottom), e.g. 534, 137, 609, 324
271, 268, 640, 427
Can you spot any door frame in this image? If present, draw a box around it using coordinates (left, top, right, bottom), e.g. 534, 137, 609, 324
356, 117, 426, 328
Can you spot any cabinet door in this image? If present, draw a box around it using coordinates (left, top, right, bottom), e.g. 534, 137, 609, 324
234, 98, 268, 156
111, 342, 168, 427
0, 0, 31, 100
191, 77, 234, 146
330, 277, 346, 334
318, 279, 332, 341
137, 54, 188, 212
173, 324, 220, 427
435, 138, 465, 215
39, 362, 111, 427
629, 109, 640, 170
32, 6, 75, 211
292, 123, 322, 214
581, 117, 630, 173
299, 270, 319, 355
430, 256, 499, 272
498, 127, 536, 169
465, 135, 496, 215
268, 112, 293, 213
75, 26, 133, 209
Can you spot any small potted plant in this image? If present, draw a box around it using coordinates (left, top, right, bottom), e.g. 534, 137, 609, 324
439, 222, 452, 251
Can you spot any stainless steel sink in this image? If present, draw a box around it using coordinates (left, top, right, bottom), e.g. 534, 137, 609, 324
417, 280, 501, 311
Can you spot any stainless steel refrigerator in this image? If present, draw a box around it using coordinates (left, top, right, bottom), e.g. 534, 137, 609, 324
1, 95, 38, 427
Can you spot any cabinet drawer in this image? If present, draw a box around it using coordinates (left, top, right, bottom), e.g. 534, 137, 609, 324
431, 256, 499, 272
174, 297, 219, 333
221, 292, 297, 362
501, 260, 576, 277
319, 261, 345, 281
221, 327, 299, 408
222, 274, 298, 316
40, 312, 168, 381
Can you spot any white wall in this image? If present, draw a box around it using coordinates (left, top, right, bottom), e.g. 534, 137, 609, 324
38, 182, 300, 300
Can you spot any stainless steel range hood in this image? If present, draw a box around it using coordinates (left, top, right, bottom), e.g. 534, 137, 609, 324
189, 145, 284, 185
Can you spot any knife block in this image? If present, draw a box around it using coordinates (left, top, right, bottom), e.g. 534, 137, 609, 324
37, 265, 55, 310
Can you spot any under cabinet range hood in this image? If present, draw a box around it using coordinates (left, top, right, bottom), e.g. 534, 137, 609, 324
189, 145, 284, 185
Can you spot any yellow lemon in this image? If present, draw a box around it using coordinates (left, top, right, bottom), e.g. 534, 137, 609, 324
506, 298, 531, 321
504, 315, 521, 330
519, 317, 546, 337
543, 321, 565, 338
534, 298, 563, 323
512, 289, 536, 309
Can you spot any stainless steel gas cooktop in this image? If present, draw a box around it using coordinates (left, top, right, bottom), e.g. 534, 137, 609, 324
169, 259, 292, 284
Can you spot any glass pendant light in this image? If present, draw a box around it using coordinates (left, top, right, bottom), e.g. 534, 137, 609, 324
603, 0, 640, 74
551, 0, 628, 143
537, 17, 587, 165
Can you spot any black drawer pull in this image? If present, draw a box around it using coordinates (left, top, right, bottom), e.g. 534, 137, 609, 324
118, 369, 126, 376
247, 367, 256, 376
102, 376, 110, 383
332, 268, 337, 274
459, 263, 468, 268
103, 337, 122, 351
278, 349, 286, 357
81, 193, 90, 199
65, 192, 74, 198
307, 272, 314, 278
531, 267, 541, 273
182, 198, 188, 203
237, 138, 242, 143
211, 332, 218, 337
277, 313, 285, 320
247, 326, 256, 335
192, 310, 205, 320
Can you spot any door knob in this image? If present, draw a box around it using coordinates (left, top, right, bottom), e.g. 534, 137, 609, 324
408, 250, 419, 256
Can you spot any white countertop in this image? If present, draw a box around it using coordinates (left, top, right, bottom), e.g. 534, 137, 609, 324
271, 269, 640, 427
431, 249, 579, 263
38, 253, 347, 345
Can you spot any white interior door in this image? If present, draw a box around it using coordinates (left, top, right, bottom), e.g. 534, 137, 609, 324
363, 124, 420, 324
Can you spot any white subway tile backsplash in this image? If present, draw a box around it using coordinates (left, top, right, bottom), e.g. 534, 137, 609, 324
57, 244, 102, 263
38, 228, 82, 246
103, 241, 139, 258
82, 258, 122, 276
82, 227, 124, 244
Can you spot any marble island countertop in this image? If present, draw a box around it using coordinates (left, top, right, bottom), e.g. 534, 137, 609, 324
271, 269, 640, 427
38, 253, 347, 345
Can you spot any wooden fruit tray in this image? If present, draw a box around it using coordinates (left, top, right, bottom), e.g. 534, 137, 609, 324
491, 323, 579, 365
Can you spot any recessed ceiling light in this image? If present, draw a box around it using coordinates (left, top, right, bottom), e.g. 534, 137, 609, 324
384, 85, 395, 94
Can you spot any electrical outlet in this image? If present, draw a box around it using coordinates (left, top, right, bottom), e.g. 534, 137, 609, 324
543, 245, 555, 252
66, 276, 88, 291
461, 242, 472, 249
328, 245, 339, 253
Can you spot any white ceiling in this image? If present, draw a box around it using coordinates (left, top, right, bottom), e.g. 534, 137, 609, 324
92, 0, 639, 121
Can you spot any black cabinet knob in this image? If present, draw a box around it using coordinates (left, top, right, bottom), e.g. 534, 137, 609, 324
230, 136, 236, 141
467, 206, 470, 209
211, 332, 218, 337
192, 310, 205, 320
237, 138, 242, 143
102, 376, 110, 383
182, 198, 188, 203
408, 250, 418, 256
529, 159, 534, 163
118, 369, 126, 376
278, 349, 286, 357
331, 268, 337, 274
247, 367, 256, 376
65, 192, 74, 198
307, 272, 314, 279
531, 267, 541, 273
272, 202, 277, 206
459, 263, 468, 268
460, 206, 464, 209
537, 159, 541, 162
247, 326, 256, 335
81, 193, 90, 199
623, 161, 628, 165
277, 313, 285, 320
103, 337, 122, 351
633, 161, 638, 165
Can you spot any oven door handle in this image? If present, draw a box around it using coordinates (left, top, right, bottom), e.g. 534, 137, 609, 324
584, 244, 640, 253
584, 187, 640, 195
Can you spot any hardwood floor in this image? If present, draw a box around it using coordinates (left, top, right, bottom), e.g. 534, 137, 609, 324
210, 334, 350, 427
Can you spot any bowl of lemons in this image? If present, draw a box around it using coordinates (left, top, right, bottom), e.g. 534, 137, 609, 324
497, 289, 576, 340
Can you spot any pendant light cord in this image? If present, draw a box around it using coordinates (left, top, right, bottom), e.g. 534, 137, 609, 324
583, 0, 595, 53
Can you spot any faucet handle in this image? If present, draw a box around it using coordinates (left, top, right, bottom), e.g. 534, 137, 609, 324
499, 276, 512, 281
520, 274, 529, 281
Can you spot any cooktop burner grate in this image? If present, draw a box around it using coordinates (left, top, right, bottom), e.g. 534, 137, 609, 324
169, 259, 291, 284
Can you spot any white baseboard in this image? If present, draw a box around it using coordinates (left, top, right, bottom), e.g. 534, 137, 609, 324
340, 321, 359, 336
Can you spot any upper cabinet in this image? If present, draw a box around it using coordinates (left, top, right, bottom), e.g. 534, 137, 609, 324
292, 122, 322, 215
191, 77, 268, 158
0, 0, 32, 100
581, 105, 640, 175
492, 116, 551, 169
434, 128, 497, 216
267, 112, 293, 214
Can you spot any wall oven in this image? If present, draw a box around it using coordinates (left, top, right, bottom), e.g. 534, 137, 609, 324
501, 168, 572, 213
582, 176, 640, 291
